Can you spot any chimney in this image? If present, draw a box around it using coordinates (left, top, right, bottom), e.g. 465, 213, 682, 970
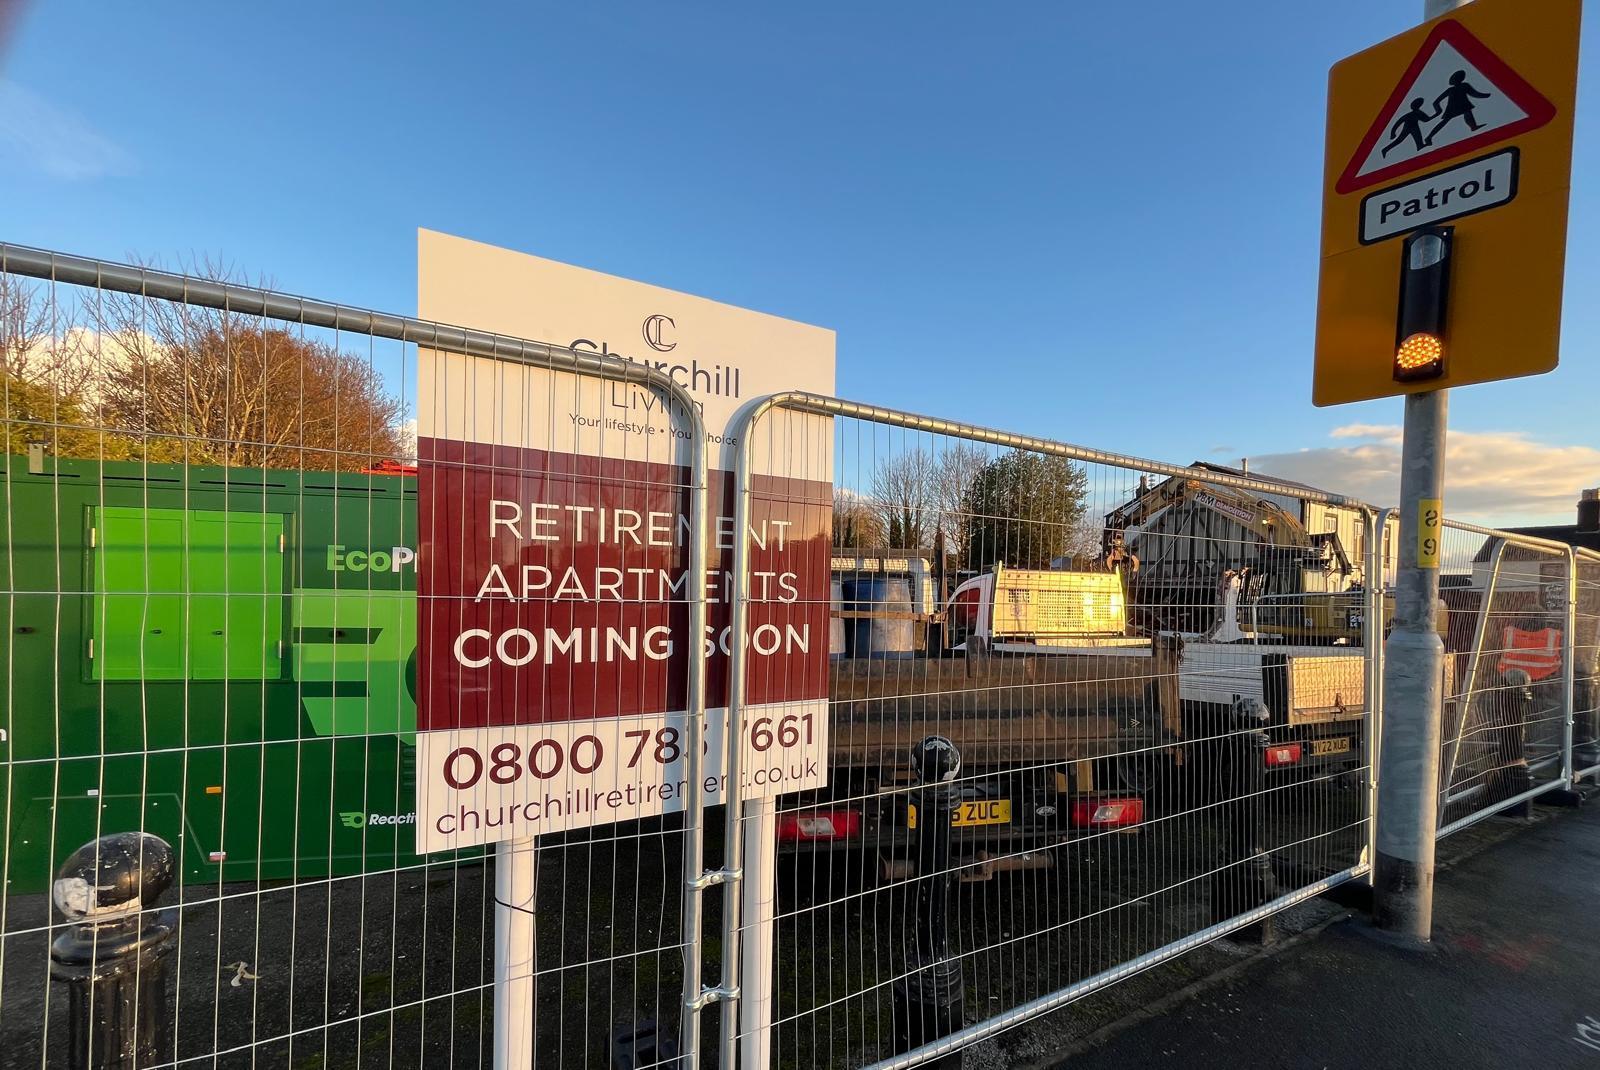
1579, 488, 1600, 534
1241, 457, 1250, 475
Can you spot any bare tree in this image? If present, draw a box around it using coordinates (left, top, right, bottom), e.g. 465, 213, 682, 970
832, 488, 886, 551
932, 442, 987, 565
0, 274, 94, 398
872, 449, 936, 550
92, 261, 405, 470
0, 275, 116, 458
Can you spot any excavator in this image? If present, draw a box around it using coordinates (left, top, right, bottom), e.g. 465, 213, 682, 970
1101, 475, 1378, 644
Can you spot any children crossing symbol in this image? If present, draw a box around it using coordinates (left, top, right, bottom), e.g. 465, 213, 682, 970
1335, 18, 1555, 194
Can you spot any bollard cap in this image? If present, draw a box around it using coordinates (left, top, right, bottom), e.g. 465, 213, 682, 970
1231, 697, 1271, 727
53, 832, 176, 923
910, 735, 962, 785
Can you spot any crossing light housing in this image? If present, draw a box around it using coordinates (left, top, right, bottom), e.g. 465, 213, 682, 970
1393, 227, 1452, 383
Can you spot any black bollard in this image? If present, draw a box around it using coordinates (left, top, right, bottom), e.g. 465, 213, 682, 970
891, 736, 965, 1063
49, 833, 178, 1070
1212, 699, 1278, 943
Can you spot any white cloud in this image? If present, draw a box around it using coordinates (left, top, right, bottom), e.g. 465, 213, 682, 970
1249, 424, 1599, 526
0, 81, 133, 180
1328, 423, 1401, 442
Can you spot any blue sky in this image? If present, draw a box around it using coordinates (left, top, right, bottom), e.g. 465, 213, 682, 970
1, 1, 1593, 521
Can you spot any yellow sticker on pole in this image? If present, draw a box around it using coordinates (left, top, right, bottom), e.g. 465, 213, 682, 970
1418, 499, 1442, 568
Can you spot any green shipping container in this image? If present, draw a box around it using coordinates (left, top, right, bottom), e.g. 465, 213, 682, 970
0, 454, 462, 894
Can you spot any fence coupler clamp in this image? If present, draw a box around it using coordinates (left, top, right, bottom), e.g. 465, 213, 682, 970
690, 867, 741, 890
688, 985, 739, 1011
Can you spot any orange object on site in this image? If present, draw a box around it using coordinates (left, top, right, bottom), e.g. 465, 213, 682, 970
1498, 626, 1562, 681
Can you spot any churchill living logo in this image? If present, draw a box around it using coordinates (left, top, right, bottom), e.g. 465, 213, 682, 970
642, 314, 676, 352
572, 314, 745, 403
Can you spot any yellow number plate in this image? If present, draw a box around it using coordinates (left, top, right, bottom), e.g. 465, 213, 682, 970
955, 800, 1011, 826
908, 799, 1012, 829
1312, 737, 1353, 757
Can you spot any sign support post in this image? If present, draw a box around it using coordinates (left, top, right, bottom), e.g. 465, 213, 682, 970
493, 837, 538, 1069
1374, 386, 1447, 942
1371, 0, 1466, 948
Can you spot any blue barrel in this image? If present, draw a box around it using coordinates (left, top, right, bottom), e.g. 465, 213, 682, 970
830, 580, 847, 660
842, 576, 916, 659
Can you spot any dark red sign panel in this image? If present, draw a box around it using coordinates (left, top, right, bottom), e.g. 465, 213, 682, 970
417, 437, 831, 731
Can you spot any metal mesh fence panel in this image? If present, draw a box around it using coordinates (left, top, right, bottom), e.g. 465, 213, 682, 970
724, 402, 1376, 1068
0, 248, 717, 1070
1435, 521, 1573, 838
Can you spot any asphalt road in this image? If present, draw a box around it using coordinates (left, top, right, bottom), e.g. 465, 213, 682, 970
1062, 800, 1600, 1070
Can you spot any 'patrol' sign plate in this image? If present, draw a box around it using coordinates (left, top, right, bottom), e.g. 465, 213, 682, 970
1359, 149, 1517, 244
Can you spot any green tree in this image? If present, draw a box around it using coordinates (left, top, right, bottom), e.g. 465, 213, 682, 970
962, 451, 1091, 571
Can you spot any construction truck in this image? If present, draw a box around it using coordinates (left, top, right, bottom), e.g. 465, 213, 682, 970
1103, 474, 1380, 645
939, 561, 1373, 778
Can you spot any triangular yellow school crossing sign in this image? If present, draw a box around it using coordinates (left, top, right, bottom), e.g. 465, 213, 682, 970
1313, 0, 1580, 407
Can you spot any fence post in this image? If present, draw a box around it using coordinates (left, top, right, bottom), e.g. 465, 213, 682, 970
1543, 547, 1586, 806
49, 833, 178, 1070
1574, 552, 1600, 780
1364, 508, 1392, 878
1563, 547, 1579, 785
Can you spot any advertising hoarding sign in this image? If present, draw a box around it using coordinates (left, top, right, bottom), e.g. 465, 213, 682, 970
414, 231, 835, 853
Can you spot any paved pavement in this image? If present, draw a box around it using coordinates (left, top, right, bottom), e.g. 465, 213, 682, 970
1061, 802, 1600, 1069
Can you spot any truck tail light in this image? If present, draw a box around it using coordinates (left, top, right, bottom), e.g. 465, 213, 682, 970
1264, 743, 1304, 768
776, 809, 862, 842
1069, 798, 1143, 828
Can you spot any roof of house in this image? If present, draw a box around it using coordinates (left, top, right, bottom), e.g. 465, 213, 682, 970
1506, 525, 1600, 551
1469, 524, 1600, 562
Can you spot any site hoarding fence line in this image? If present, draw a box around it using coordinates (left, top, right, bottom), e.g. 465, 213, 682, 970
5, 237, 1597, 1070
0, 241, 724, 1070
723, 392, 1383, 1068
1429, 518, 1591, 839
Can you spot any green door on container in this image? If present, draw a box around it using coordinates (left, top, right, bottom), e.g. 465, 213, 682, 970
90, 506, 287, 680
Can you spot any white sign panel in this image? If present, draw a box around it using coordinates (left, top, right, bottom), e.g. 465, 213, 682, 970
414, 230, 836, 853
1360, 149, 1518, 243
